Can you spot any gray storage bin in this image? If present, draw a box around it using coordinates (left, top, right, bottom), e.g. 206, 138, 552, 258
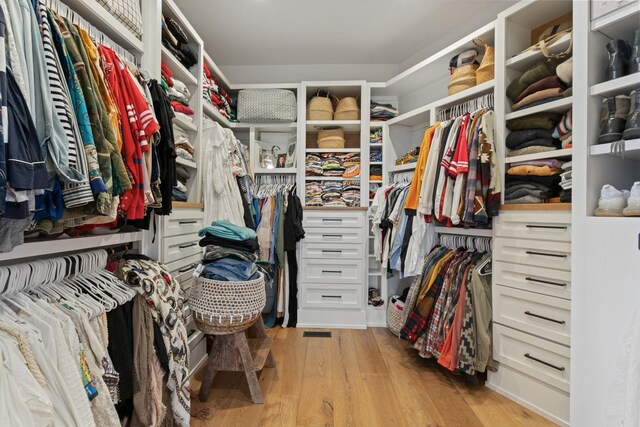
238, 89, 297, 123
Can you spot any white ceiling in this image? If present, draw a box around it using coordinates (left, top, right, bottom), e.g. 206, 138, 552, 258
174, 0, 515, 67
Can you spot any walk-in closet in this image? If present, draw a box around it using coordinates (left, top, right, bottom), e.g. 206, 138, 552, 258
0, 0, 638, 425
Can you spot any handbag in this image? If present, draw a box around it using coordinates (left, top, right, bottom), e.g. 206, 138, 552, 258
520, 23, 573, 59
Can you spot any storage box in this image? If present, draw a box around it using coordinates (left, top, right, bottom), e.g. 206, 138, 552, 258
238, 89, 297, 123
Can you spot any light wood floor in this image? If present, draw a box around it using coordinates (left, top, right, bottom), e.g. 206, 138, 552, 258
189, 327, 554, 426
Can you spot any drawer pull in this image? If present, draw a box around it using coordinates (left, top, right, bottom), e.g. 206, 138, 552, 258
321, 250, 342, 254
524, 311, 566, 325
178, 266, 194, 273
322, 218, 343, 223
525, 250, 567, 259
321, 295, 342, 299
323, 234, 343, 239
525, 277, 567, 287
524, 353, 566, 371
178, 220, 198, 225
525, 225, 568, 230
322, 270, 343, 274
178, 242, 197, 249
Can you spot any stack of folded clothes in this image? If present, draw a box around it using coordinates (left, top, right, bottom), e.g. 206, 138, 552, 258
167, 77, 194, 116
203, 63, 235, 121
305, 182, 323, 206
395, 147, 420, 165
506, 113, 563, 157
343, 164, 360, 178
321, 181, 345, 207
305, 154, 324, 176
559, 161, 572, 202
370, 128, 383, 145
370, 165, 383, 181
505, 159, 563, 204
371, 101, 399, 121
173, 165, 191, 202
198, 221, 260, 282
322, 154, 345, 177
370, 151, 382, 163
162, 15, 198, 69
161, 62, 174, 88
342, 181, 361, 206
174, 127, 195, 162
305, 181, 361, 207
506, 56, 572, 111
553, 109, 573, 148
342, 152, 360, 167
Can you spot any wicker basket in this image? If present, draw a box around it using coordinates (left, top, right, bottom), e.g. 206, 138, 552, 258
475, 39, 495, 84
387, 296, 406, 337
334, 97, 360, 120
448, 64, 478, 95
307, 91, 335, 120
317, 127, 345, 149
190, 274, 266, 335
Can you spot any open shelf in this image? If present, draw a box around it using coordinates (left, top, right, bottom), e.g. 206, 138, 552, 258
389, 163, 417, 173
0, 232, 143, 262
173, 201, 204, 209
370, 162, 383, 165
590, 73, 640, 97
255, 168, 298, 174
305, 176, 360, 181
306, 120, 361, 132
203, 102, 234, 128
434, 80, 495, 110
173, 115, 197, 132
506, 33, 572, 73
161, 46, 197, 86
505, 148, 573, 164
500, 203, 571, 211
506, 97, 573, 120
176, 157, 197, 169
386, 104, 431, 127
370, 122, 385, 128
591, 2, 640, 39
369, 179, 383, 183
305, 148, 361, 153
434, 226, 493, 237
590, 139, 640, 161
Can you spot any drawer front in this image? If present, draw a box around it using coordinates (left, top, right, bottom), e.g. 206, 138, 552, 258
301, 284, 363, 309
304, 227, 364, 244
494, 261, 571, 300
163, 208, 203, 238
495, 212, 571, 242
494, 324, 570, 392
301, 259, 364, 285
494, 237, 571, 271
303, 211, 365, 229
494, 285, 570, 345
301, 242, 364, 260
162, 234, 202, 263
189, 335, 208, 377
165, 253, 202, 276
181, 277, 195, 300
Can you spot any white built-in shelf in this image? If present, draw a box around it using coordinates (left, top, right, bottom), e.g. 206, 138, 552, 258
0, 232, 143, 263
306, 120, 361, 132
305, 176, 360, 181
370, 143, 383, 149
591, 73, 640, 97
369, 180, 383, 183
173, 115, 197, 132
434, 226, 492, 237
176, 157, 197, 169
203, 102, 234, 128
591, 2, 640, 39
161, 46, 197, 86
305, 148, 361, 153
434, 80, 495, 110
370, 122, 385, 128
243, 123, 298, 131
368, 271, 383, 277
505, 148, 573, 164
370, 162, 383, 165
389, 163, 417, 173
386, 104, 431, 127
590, 139, 640, 161
254, 168, 298, 174
203, 51, 232, 92
61, 0, 143, 54
506, 97, 573, 121
506, 33, 572, 73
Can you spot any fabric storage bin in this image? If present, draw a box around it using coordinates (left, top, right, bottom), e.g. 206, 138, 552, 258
97, 0, 143, 37
237, 89, 297, 123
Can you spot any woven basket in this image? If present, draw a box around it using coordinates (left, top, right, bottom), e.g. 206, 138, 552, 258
475, 39, 495, 84
448, 64, 478, 95
307, 91, 334, 120
334, 97, 360, 120
190, 274, 266, 335
387, 296, 406, 337
317, 127, 345, 149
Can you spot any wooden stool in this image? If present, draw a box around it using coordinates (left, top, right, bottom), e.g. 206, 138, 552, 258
198, 316, 275, 403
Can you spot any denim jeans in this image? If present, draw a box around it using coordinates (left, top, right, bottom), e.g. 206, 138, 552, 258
202, 257, 257, 282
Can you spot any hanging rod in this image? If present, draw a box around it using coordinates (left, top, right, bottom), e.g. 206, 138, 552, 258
438, 92, 494, 121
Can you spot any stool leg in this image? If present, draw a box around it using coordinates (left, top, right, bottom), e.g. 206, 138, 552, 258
236, 332, 263, 404
198, 336, 217, 402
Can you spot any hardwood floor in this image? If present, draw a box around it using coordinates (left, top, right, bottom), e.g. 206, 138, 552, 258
189, 327, 555, 426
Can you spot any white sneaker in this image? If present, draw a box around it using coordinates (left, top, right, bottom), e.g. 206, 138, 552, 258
624, 182, 640, 216
594, 185, 628, 216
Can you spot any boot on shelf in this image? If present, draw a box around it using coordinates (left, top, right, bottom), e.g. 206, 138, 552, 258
623, 89, 640, 141
599, 95, 630, 144
630, 29, 640, 75
605, 39, 631, 81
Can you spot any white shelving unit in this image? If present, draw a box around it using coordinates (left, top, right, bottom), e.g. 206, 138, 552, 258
306, 120, 361, 132
590, 72, 640, 96
505, 148, 573, 164
388, 163, 417, 173
590, 139, 640, 161
161, 46, 197, 85
173, 114, 198, 132
305, 148, 361, 153
506, 33, 572, 72
505, 96, 573, 120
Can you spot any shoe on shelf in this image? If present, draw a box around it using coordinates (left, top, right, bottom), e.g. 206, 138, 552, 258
594, 184, 629, 216
630, 29, 640, 75
605, 39, 631, 81
599, 95, 630, 144
623, 89, 640, 141
624, 182, 640, 216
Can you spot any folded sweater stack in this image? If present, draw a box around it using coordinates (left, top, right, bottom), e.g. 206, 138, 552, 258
305, 180, 361, 207
506, 56, 572, 111
560, 161, 572, 202
305, 152, 361, 178
371, 102, 399, 121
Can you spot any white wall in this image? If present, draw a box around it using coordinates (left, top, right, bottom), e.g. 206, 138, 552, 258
221, 64, 399, 85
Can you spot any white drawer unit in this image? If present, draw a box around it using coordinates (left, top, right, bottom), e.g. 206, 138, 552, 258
494, 212, 571, 242
494, 237, 571, 271
162, 233, 202, 263
163, 208, 203, 238
301, 258, 364, 285
301, 242, 363, 260
301, 285, 364, 309
303, 227, 364, 244
166, 253, 201, 275
493, 324, 570, 393
303, 210, 365, 229
494, 261, 571, 300
493, 285, 571, 346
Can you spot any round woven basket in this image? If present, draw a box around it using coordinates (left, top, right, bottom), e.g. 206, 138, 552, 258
317, 127, 345, 149
334, 97, 360, 120
190, 274, 266, 335
386, 296, 406, 337
475, 40, 495, 84
448, 64, 478, 95
307, 91, 334, 120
